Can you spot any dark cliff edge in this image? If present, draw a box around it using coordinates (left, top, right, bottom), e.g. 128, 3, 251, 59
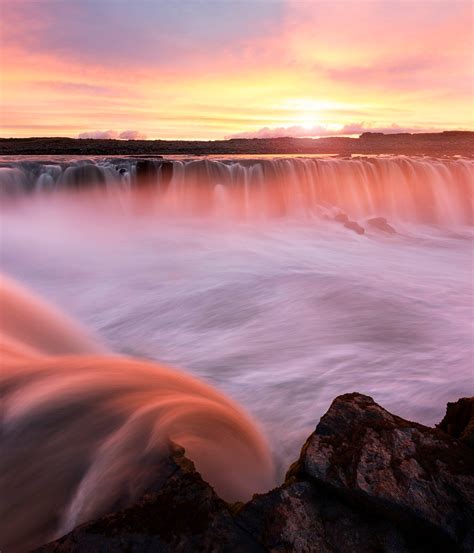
35, 393, 474, 553
2, 132, 474, 156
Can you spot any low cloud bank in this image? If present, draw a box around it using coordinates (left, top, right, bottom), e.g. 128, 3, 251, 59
78, 130, 147, 140
225, 123, 435, 140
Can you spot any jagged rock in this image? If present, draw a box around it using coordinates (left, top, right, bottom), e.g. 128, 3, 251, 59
437, 397, 474, 447
344, 220, 365, 234
367, 217, 396, 234
236, 479, 429, 553
295, 393, 474, 552
36, 445, 260, 553
36, 394, 474, 553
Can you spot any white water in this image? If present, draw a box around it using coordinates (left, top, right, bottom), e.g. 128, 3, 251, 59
1, 156, 473, 548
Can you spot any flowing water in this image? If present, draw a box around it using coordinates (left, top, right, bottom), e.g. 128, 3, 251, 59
1, 155, 473, 550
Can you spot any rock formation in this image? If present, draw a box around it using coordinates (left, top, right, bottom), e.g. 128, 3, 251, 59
334, 212, 366, 235
343, 220, 365, 235
136, 160, 173, 188
36, 394, 474, 553
367, 217, 396, 234
437, 397, 474, 447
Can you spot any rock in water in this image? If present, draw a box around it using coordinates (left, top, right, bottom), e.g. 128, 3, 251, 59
334, 212, 349, 223
35, 394, 474, 553
367, 217, 397, 234
344, 220, 365, 234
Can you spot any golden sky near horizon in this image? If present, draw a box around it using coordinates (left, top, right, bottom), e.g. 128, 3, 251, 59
1, 0, 473, 140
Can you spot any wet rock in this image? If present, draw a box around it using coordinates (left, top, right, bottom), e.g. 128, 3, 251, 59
60, 165, 106, 189
160, 160, 174, 187
236, 479, 430, 553
36, 444, 260, 553
367, 217, 396, 234
334, 212, 349, 223
36, 394, 474, 553
295, 393, 474, 552
437, 397, 474, 447
135, 159, 158, 185
344, 220, 365, 234
0, 167, 29, 196
135, 159, 173, 188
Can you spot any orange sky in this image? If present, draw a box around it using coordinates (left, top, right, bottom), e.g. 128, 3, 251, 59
1, 0, 472, 140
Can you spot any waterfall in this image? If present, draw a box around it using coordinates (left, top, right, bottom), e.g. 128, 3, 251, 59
0, 274, 274, 552
0, 156, 472, 224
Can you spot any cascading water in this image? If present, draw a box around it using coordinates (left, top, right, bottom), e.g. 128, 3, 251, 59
1, 155, 473, 551
1, 156, 472, 225
0, 275, 274, 552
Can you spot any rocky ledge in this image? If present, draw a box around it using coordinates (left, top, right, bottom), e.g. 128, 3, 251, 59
36, 393, 474, 553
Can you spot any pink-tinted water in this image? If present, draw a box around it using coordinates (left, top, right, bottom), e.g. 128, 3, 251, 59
1, 156, 473, 550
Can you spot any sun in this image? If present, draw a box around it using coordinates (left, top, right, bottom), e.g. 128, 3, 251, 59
301, 119, 316, 130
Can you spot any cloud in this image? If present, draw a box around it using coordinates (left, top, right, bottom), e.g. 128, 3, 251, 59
225, 123, 436, 140
1, 0, 285, 72
77, 130, 147, 140
78, 130, 119, 139
119, 130, 147, 140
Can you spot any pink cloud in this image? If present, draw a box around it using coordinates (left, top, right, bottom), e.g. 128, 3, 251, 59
78, 130, 119, 139
119, 130, 147, 140
225, 123, 437, 140
77, 130, 147, 140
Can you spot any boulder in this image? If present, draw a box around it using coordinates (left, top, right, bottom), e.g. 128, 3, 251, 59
295, 393, 474, 552
36, 394, 474, 553
334, 212, 349, 223
344, 220, 365, 234
367, 217, 396, 234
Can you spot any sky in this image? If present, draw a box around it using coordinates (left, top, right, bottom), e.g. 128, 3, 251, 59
0, 0, 472, 140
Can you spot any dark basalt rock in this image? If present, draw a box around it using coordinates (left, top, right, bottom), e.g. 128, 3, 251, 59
367, 217, 397, 234
36, 394, 474, 553
136, 160, 173, 188
36, 445, 260, 553
59, 164, 106, 189
344, 220, 365, 234
294, 393, 474, 552
135, 159, 158, 185
160, 160, 173, 186
437, 397, 474, 447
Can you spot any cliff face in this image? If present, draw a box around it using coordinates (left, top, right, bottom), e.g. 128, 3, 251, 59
36, 394, 474, 553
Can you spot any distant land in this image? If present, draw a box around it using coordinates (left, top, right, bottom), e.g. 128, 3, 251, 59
0, 131, 473, 156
